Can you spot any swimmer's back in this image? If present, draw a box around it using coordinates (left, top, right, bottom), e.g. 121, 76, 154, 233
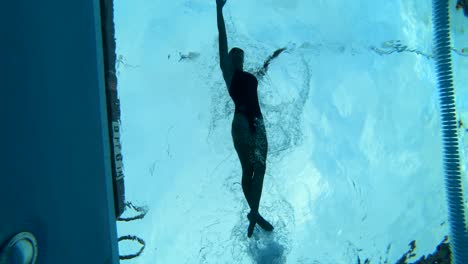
229, 69, 263, 122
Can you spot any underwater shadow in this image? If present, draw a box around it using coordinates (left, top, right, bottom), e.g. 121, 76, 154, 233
247, 232, 287, 264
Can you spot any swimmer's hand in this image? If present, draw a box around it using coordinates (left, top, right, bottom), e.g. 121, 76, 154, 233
216, 0, 227, 9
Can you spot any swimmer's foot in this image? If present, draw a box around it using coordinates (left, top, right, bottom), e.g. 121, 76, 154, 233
248, 212, 274, 232
257, 214, 274, 231
247, 217, 256, 238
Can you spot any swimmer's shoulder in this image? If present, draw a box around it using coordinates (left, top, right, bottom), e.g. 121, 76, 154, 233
244, 71, 258, 85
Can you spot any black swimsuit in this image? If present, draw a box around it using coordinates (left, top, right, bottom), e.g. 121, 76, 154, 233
228, 70, 263, 125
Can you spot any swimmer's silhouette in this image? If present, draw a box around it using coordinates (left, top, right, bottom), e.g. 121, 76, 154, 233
216, 0, 274, 238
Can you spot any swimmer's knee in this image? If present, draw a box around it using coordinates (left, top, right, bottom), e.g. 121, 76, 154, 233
242, 176, 253, 190
242, 169, 253, 181
253, 163, 266, 176
254, 159, 266, 170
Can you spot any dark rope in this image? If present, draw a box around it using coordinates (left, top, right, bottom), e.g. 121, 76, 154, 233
117, 201, 148, 222
117, 202, 148, 260
118, 235, 146, 260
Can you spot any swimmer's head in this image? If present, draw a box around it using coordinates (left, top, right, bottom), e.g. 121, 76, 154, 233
229, 47, 244, 71
457, 0, 464, 10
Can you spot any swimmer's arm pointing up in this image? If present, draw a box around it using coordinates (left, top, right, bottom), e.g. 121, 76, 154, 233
216, 0, 232, 85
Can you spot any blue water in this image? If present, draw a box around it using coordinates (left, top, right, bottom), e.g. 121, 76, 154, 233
114, 0, 468, 263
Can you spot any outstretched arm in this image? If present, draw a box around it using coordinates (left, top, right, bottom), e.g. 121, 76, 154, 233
216, 0, 232, 85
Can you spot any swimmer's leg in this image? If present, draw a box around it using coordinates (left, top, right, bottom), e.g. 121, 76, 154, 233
248, 160, 273, 232
232, 114, 256, 211
235, 145, 257, 237
248, 121, 274, 232
239, 155, 255, 211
